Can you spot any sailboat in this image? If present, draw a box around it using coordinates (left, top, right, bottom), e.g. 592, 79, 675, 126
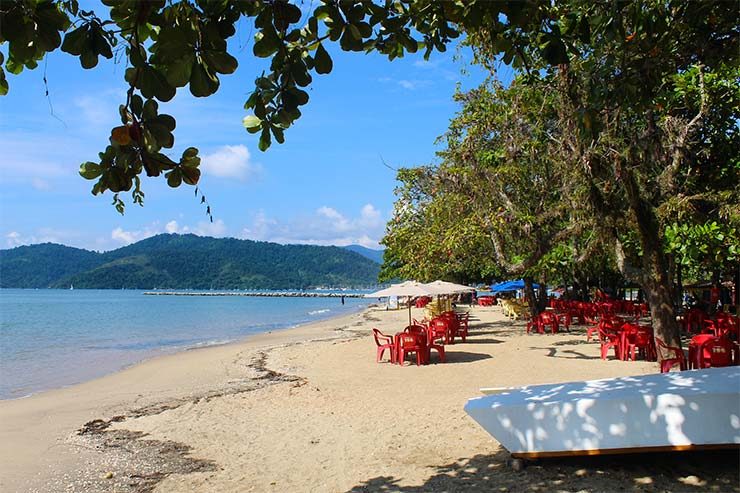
69, 284, 74, 290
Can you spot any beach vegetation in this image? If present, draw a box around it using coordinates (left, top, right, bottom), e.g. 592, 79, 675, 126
1, 0, 737, 357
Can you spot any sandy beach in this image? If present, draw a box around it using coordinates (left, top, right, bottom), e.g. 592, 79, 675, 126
1, 304, 737, 493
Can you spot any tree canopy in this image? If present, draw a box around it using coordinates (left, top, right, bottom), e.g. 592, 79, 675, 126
2, 0, 738, 356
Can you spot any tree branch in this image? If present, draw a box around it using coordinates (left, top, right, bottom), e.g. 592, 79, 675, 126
659, 64, 707, 195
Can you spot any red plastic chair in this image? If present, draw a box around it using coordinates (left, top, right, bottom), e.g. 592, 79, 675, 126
440, 312, 461, 344
395, 332, 425, 366
556, 311, 571, 331
372, 328, 396, 363
598, 326, 621, 360
656, 337, 687, 373
428, 318, 451, 345
404, 324, 444, 363
696, 337, 734, 369
683, 308, 707, 334
710, 315, 739, 339
404, 324, 426, 335
688, 334, 715, 369
526, 314, 542, 334
540, 312, 559, 334
455, 313, 470, 342
587, 317, 617, 342
586, 321, 600, 342
415, 296, 431, 308
421, 328, 445, 363
622, 323, 656, 361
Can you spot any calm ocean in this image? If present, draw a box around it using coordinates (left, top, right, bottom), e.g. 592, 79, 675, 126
0, 289, 369, 400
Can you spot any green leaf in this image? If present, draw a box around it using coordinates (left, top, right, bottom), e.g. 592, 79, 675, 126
271, 125, 285, 144
143, 98, 158, 120
253, 27, 281, 58
164, 54, 195, 87
130, 94, 144, 116
166, 168, 182, 187
243, 115, 262, 129
139, 66, 176, 101
79, 161, 104, 179
0, 65, 7, 96
290, 61, 312, 87
540, 37, 568, 65
203, 51, 237, 74
258, 127, 271, 151
80, 46, 98, 69
182, 147, 199, 160
181, 166, 200, 185
189, 62, 219, 97
283, 86, 309, 107
5, 57, 24, 75
314, 44, 333, 74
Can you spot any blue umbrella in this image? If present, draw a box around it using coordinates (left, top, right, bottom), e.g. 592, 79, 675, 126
490, 279, 541, 293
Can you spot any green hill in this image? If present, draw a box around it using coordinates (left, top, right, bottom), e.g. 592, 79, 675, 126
342, 244, 384, 264
0, 234, 380, 289
0, 243, 104, 288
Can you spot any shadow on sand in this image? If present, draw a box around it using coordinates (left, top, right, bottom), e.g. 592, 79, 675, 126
443, 351, 493, 364
347, 448, 739, 492
530, 346, 602, 360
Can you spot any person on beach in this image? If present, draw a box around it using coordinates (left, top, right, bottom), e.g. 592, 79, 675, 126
341, 295, 345, 305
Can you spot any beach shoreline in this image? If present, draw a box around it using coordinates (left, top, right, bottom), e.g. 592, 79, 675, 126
0, 305, 377, 492
1, 304, 737, 493
0, 292, 371, 402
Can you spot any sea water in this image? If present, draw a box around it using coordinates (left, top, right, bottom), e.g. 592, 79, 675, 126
0, 289, 369, 399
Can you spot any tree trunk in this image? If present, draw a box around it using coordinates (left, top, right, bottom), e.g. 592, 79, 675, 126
617, 163, 683, 359
734, 263, 740, 314
676, 260, 683, 309
537, 282, 549, 313
523, 276, 545, 319
640, 261, 682, 352
638, 235, 682, 357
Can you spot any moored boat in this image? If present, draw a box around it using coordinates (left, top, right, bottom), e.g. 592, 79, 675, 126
465, 367, 740, 458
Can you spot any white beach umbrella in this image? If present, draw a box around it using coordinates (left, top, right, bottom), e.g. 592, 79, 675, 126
422, 280, 476, 295
365, 281, 433, 325
365, 280, 433, 299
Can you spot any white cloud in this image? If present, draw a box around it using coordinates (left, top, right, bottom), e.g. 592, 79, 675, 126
376, 77, 434, 91
359, 204, 382, 226
4, 228, 83, 248
111, 227, 145, 245
165, 220, 180, 234
5, 231, 24, 248
241, 211, 277, 241
193, 219, 226, 237
240, 204, 386, 248
201, 145, 261, 181
31, 178, 53, 191
111, 222, 167, 245
72, 90, 124, 127
110, 219, 227, 246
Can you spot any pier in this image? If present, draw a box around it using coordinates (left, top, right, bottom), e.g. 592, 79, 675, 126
142, 291, 366, 298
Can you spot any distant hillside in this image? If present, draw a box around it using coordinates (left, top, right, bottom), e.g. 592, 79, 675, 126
342, 244, 384, 264
0, 243, 104, 288
0, 234, 380, 289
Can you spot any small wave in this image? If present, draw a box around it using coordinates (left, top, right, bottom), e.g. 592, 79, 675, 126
308, 309, 330, 316
187, 339, 234, 349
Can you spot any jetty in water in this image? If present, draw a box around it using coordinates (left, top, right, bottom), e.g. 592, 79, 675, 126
143, 291, 366, 298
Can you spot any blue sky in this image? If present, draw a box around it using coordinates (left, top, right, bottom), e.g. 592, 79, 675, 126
0, 19, 496, 252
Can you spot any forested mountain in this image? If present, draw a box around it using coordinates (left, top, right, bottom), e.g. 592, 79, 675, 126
342, 245, 384, 264
0, 243, 105, 288
0, 234, 380, 289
